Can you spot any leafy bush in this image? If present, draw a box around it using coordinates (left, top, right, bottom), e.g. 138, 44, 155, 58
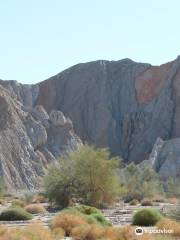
91, 213, 111, 226
129, 199, 139, 205
0, 206, 33, 221
62, 205, 111, 226
141, 199, 153, 206
133, 208, 162, 226
25, 204, 46, 214
44, 145, 122, 208
75, 205, 101, 215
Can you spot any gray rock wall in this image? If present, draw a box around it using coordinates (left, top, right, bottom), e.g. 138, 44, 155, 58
0, 85, 81, 190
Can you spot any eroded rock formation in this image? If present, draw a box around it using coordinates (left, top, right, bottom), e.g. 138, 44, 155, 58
1, 56, 180, 184
0, 85, 81, 190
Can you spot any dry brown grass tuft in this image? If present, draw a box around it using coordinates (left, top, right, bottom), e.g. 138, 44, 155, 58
156, 218, 180, 237
51, 213, 87, 236
25, 204, 46, 214
32, 194, 46, 203
0, 223, 53, 240
107, 226, 134, 240
103, 226, 154, 240
71, 224, 105, 240
52, 227, 65, 239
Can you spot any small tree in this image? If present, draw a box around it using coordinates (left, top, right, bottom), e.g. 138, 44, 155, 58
44, 145, 122, 207
44, 156, 78, 208
74, 145, 121, 206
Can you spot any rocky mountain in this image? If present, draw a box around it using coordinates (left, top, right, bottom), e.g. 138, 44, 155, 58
1, 56, 180, 188
0, 84, 81, 190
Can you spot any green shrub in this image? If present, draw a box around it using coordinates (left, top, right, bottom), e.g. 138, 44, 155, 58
129, 199, 139, 205
0, 207, 33, 221
141, 199, 153, 206
75, 205, 101, 215
75, 205, 111, 226
61, 205, 111, 227
133, 208, 162, 226
44, 145, 122, 208
91, 213, 111, 226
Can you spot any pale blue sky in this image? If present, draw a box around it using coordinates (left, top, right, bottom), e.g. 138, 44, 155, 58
0, 0, 180, 84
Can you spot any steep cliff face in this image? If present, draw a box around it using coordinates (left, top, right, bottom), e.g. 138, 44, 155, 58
34, 57, 180, 164
0, 85, 81, 190
1, 57, 180, 182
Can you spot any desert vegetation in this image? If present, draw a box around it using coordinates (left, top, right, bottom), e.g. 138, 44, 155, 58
43, 145, 174, 209
0, 206, 33, 221
0, 145, 178, 240
0, 210, 178, 240
120, 162, 164, 202
25, 204, 46, 214
133, 208, 163, 226
44, 145, 122, 208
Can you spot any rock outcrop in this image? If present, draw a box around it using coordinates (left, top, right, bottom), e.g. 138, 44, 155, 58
1, 56, 180, 182
148, 138, 180, 179
0, 85, 81, 190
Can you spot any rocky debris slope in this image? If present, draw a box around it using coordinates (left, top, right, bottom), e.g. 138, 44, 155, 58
1, 56, 180, 179
0, 85, 81, 190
